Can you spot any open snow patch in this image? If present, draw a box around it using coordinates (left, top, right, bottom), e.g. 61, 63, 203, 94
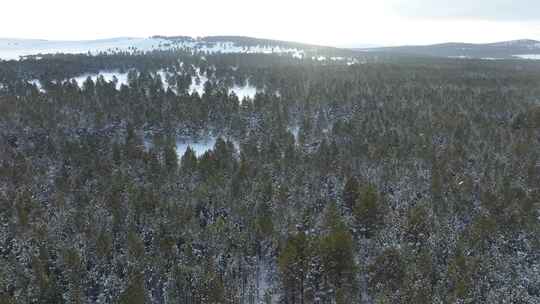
176, 136, 239, 159
176, 137, 217, 158
513, 54, 540, 60
28, 79, 45, 92
0, 37, 171, 60
231, 81, 258, 100
189, 69, 258, 100
190, 73, 209, 96
72, 71, 129, 89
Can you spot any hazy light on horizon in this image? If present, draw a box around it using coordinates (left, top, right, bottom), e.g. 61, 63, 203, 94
2, 0, 540, 46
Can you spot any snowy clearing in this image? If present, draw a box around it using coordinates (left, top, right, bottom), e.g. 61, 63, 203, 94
144, 135, 239, 160
176, 137, 217, 158
28, 69, 259, 100
189, 69, 258, 100
72, 71, 130, 89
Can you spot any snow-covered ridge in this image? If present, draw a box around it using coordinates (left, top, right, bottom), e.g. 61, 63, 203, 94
0, 36, 307, 60
513, 54, 540, 60
0, 37, 169, 60
489, 39, 540, 49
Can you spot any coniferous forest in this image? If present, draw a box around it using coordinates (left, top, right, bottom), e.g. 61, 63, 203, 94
1, 50, 540, 303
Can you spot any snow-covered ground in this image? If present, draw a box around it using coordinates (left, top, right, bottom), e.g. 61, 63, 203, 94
176, 137, 217, 158
0, 37, 170, 60
310, 55, 360, 65
26, 68, 260, 100
231, 83, 258, 100
188, 69, 258, 100
189, 73, 209, 95
448, 55, 472, 59
197, 41, 304, 58
176, 136, 239, 159
72, 71, 130, 89
513, 54, 540, 60
492, 39, 540, 49
145, 135, 239, 160
0, 37, 307, 60
288, 126, 300, 142
26, 71, 130, 91
28, 79, 45, 92
144, 136, 216, 158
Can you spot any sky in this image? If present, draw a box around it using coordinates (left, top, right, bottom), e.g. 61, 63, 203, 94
2, 0, 540, 47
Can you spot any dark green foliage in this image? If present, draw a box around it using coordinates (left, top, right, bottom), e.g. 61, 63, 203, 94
369, 248, 405, 296
342, 176, 359, 211
181, 146, 198, 172
319, 204, 357, 301
353, 184, 383, 236
1, 50, 540, 303
119, 272, 146, 304
255, 201, 274, 240
447, 245, 479, 302
163, 139, 178, 173
279, 231, 310, 304
405, 203, 432, 245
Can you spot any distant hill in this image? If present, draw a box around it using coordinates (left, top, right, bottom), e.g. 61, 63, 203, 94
0, 36, 353, 61
4, 36, 540, 62
154, 35, 330, 49
0, 37, 169, 60
357, 39, 540, 59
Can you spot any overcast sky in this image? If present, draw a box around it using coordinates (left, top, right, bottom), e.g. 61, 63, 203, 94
2, 0, 540, 46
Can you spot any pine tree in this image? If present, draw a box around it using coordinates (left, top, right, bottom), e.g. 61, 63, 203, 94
448, 245, 477, 302
369, 248, 404, 299
119, 272, 146, 304
342, 176, 359, 211
406, 203, 432, 246
319, 203, 357, 302
163, 137, 178, 173
278, 231, 310, 304
353, 184, 383, 237
255, 200, 274, 241
181, 146, 198, 173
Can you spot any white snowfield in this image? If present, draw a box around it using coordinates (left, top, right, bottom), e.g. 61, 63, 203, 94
490, 39, 540, 49
513, 54, 540, 60
0, 37, 170, 60
31, 69, 259, 100
195, 41, 304, 58
0, 37, 306, 60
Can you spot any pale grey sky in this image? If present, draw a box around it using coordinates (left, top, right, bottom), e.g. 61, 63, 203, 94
3, 0, 540, 46
394, 0, 540, 21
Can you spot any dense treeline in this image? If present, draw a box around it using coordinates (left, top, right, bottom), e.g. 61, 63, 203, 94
1, 52, 540, 303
